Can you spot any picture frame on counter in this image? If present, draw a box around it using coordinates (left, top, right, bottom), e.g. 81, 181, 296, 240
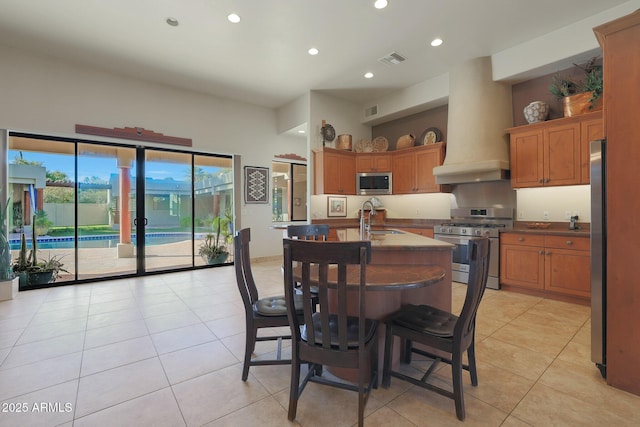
327, 196, 347, 217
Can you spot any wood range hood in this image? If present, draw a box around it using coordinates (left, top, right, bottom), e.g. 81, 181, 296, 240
433, 57, 513, 184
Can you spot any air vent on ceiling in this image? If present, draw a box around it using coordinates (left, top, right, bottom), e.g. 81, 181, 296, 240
365, 105, 378, 117
378, 51, 407, 66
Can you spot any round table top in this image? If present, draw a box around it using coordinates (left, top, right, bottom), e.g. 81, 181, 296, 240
293, 264, 446, 291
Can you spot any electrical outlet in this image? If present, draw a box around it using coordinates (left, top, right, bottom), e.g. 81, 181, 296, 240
564, 210, 572, 219
518, 211, 524, 219
543, 211, 550, 220
416, 209, 420, 216
572, 211, 579, 218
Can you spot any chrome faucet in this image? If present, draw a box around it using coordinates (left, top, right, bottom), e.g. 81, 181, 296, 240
360, 199, 376, 239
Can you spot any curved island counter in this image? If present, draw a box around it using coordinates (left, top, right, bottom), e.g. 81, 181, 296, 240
335, 228, 454, 316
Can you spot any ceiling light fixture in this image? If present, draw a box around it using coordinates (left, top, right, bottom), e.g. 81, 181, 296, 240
431, 38, 443, 47
166, 17, 179, 27
298, 130, 305, 134
227, 13, 241, 23
364, 72, 374, 79
374, 0, 388, 9
308, 47, 319, 56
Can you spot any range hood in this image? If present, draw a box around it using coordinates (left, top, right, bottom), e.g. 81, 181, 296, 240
433, 57, 513, 184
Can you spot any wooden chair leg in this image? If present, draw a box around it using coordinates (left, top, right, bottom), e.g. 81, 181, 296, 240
467, 340, 478, 387
242, 325, 256, 381
452, 351, 465, 421
382, 324, 394, 388
288, 354, 301, 421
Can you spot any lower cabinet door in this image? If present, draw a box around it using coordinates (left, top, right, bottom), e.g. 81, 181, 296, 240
500, 244, 545, 289
545, 248, 590, 297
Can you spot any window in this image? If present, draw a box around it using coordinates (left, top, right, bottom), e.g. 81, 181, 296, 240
272, 161, 306, 222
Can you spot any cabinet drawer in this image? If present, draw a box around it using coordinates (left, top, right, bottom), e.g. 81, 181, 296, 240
501, 233, 545, 246
544, 235, 590, 251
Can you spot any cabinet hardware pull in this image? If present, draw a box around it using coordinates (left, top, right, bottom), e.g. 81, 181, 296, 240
538, 179, 543, 183
566, 240, 573, 245
546, 251, 551, 256
538, 250, 543, 255
518, 237, 524, 241
544, 178, 550, 183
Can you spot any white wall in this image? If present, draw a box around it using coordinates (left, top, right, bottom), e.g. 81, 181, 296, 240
516, 186, 591, 222
0, 44, 304, 258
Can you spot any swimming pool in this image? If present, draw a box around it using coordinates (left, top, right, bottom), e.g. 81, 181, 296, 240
9, 233, 204, 250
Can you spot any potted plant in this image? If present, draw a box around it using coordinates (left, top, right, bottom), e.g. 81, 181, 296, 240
198, 211, 232, 265
12, 214, 68, 289
0, 193, 19, 301
549, 56, 603, 117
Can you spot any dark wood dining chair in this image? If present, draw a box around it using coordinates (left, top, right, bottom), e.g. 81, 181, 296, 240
234, 228, 303, 381
382, 237, 490, 421
286, 224, 330, 241
282, 238, 378, 427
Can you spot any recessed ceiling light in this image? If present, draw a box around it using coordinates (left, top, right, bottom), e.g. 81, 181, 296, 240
297, 130, 306, 134
166, 17, 179, 27
374, 0, 388, 9
308, 48, 319, 56
228, 13, 241, 23
364, 72, 374, 79
431, 38, 443, 47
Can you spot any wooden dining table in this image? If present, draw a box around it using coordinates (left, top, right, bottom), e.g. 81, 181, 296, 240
293, 262, 447, 382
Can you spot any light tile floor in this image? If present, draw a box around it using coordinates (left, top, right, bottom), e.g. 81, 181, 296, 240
1, 260, 639, 426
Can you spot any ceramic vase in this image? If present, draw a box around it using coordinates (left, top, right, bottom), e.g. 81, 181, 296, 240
523, 101, 549, 123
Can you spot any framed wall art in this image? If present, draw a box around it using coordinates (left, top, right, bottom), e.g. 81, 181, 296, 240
327, 196, 347, 217
244, 166, 269, 204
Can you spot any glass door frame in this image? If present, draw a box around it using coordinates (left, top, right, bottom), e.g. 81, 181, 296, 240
7, 131, 234, 287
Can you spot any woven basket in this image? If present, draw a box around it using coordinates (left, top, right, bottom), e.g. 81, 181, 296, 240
563, 92, 602, 117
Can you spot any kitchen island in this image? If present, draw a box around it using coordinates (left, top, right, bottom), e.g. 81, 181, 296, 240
336, 228, 454, 314
330, 228, 454, 381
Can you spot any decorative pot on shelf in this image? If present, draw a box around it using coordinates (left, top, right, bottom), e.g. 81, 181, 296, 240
523, 101, 549, 123
563, 91, 602, 117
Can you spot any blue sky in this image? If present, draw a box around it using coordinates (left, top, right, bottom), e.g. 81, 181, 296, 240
9, 151, 193, 182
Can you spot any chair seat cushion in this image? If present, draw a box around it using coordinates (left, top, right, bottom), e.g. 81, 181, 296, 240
253, 294, 303, 316
391, 304, 458, 337
302, 313, 377, 348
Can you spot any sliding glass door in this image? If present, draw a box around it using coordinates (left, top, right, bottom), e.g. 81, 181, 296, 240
142, 149, 193, 272
8, 133, 234, 287
77, 143, 138, 279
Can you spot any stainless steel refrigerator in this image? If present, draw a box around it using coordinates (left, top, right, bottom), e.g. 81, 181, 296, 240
590, 139, 606, 379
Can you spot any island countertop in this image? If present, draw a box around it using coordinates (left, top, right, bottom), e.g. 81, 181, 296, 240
336, 228, 454, 251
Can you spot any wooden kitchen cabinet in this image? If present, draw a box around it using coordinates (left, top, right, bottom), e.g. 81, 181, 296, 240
580, 112, 604, 183
500, 232, 590, 299
392, 143, 446, 194
508, 112, 602, 188
595, 10, 640, 395
356, 153, 392, 172
313, 147, 356, 195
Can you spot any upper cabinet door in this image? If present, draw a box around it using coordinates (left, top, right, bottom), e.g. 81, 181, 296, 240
544, 122, 581, 186
510, 129, 544, 188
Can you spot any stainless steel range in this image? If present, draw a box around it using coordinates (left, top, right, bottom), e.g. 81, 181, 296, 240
434, 207, 514, 289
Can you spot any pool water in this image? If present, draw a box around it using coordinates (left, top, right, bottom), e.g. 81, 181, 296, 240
9, 233, 201, 250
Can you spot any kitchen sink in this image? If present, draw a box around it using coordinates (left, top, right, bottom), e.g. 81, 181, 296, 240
368, 229, 403, 235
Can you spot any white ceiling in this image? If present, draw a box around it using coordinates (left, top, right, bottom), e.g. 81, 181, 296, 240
0, 0, 629, 109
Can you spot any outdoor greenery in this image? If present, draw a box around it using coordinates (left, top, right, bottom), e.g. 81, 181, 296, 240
1, 193, 14, 281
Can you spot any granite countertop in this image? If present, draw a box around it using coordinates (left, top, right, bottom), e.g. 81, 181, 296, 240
337, 228, 453, 250
506, 222, 591, 238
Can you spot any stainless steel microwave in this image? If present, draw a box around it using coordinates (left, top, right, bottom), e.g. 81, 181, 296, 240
356, 172, 392, 195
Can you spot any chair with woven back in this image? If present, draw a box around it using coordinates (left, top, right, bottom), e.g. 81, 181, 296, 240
282, 238, 378, 427
382, 237, 490, 421
234, 227, 303, 381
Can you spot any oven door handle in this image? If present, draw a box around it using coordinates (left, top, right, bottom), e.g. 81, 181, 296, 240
434, 235, 481, 245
